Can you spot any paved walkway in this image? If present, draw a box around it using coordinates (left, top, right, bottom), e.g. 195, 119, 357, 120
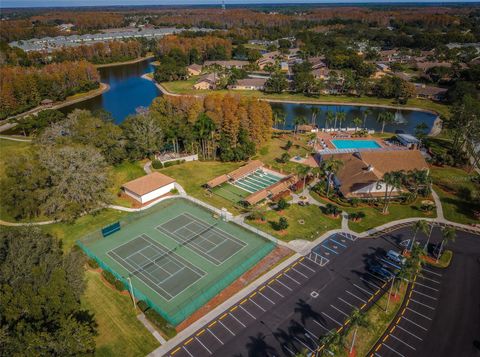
431, 187, 445, 220
0, 135, 32, 142
137, 313, 167, 345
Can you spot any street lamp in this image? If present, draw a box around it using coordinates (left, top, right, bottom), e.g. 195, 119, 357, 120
127, 276, 136, 309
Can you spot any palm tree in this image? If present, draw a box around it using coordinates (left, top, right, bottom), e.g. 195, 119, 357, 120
437, 227, 456, 262
377, 111, 395, 133
382, 171, 404, 214
296, 165, 311, 193
321, 158, 343, 197
273, 107, 287, 130
320, 329, 343, 356
352, 117, 363, 132
337, 111, 346, 131
294, 115, 308, 136
363, 108, 373, 129
410, 220, 429, 252
310, 106, 321, 126
348, 309, 368, 354
407, 169, 431, 198
325, 110, 335, 130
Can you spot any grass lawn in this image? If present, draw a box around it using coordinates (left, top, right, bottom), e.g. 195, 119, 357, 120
108, 161, 146, 207
159, 81, 450, 118
430, 166, 480, 225
42, 209, 127, 251
157, 160, 245, 215
338, 282, 408, 357
82, 270, 159, 357
247, 204, 341, 242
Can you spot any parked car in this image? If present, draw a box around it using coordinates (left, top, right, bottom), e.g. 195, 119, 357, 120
386, 250, 407, 265
368, 262, 395, 280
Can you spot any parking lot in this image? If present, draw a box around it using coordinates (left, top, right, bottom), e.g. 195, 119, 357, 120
162, 226, 480, 357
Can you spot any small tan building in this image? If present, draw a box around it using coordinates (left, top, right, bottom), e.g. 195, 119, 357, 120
187, 63, 202, 76
228, 78, 267, 91
122, 172, 175, 204
193, 73, 217, 90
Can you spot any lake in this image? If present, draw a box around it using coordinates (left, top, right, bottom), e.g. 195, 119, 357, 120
270, 102, 438, 135
60, 58, 160, 123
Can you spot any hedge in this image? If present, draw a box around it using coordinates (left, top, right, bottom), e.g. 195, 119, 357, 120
163, 159, 185, 168
102, 270, 125, 292
152, 159, 163, 169
87, 258, 99, 269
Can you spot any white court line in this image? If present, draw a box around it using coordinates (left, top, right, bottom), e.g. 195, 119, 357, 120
195, 336, 212, 354
330, 304, 349, 317
207, 328, 224, 345
402, 316, 427, 331
353, 283, 374, 296
321, 311, 343, 326
182, 346, 194, 357
294, 337, 313, 352
228, 313, 246, 328
390, 334, 416, 350
422, 268, 442, 277
419, 275, 441, 284
299, 261, 316, 273
361, 277, 381, 290
218, 320, 235, 336
413, 281, 439, 292
346, 290, 367, 303
292, 267, 309, 279
283, 272, 301, 285
312, 318, 329, 332
275, 278, 293, 291
267, 285, 284, 298
410, 298, 435, 310
239, 305, 256, 319
382, 342, 406, 357
412, 289, 438, 300
338, 297, 357, 309
396, 324, 423, 341
406, 307, 432, 321
258, 291, 275, 305
249, 298, 267, 312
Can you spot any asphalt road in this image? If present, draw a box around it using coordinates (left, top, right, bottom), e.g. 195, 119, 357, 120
166, 225, 480, 357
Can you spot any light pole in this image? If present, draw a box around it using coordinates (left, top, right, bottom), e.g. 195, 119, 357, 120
349, 326, 357, 355
385, 277, 395, 312
127, 276, 136, 309
423, 222, 435, 253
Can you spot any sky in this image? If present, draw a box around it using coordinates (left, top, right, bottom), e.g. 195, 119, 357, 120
2, 0, 478, 8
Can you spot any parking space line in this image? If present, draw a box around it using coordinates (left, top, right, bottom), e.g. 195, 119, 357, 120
422, 267, 442, 277
229, 313, 246, 328
380, 258, 401, 270
353, 283, 373, 296
258, 291, 275, 304
329, 237, 347, 248
366, 272, 387, 283
390, 334, 416, 350
195, 336, 212, 354
299, 261, 316, 273
303, 326, 319, 340
283, 344, 296, 356
276, 278, 293, 291
218, 320, 235, 336
321, 244, 339, 255
292, 267, 309, 279
360, 277, 381, 290
207, 328, 224, 344
412, 289, 438, 300
346, 290, 367, 303
312, 318, 329, 331
330, 304, 349, 317
338, 297, 357, 309
267, 284, 284, 298
284, 272, 301, 285
413, 281, 439, 292
396, 324, 423, 340
249, 298, 267, 312
406, 307, 432, 321
419, 275, 441, 284
402, 316, 427, 331
182, 346, 194, 357
321, 311, 343, 326
410, 298, 435, 310
239, 305, 256, 319
294, 336, 313, 352
382, 342, 406, 357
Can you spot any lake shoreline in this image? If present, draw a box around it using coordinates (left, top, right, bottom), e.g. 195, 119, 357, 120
94, 55, 155, 69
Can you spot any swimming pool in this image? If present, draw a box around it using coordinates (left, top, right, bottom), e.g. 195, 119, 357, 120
331, 139, 382, 150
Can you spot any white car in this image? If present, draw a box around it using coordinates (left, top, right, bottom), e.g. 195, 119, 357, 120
386, 250, 406, 265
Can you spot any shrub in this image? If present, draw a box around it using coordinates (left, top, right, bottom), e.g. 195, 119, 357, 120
284, 140, 293, 150
170, 188, 179, 195
137, 300, 150, 312
145, 309, 177, 339
349, 211, 365, 221
114, 279, 126, 291
272, 217, 289, 231
276, 198, 289, 211
323, 203, 341, 217
102, 270, 116, 285
278, 152, 290, 163
152, 159, 163, 169
87, 258, 99, 269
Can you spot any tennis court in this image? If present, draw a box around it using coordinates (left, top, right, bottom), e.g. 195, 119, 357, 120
78, 198, 275, 325
233, 169, 283, 193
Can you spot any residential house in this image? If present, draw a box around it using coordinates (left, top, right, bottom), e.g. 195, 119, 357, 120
414, 84, 447, 101
193, 73, 217, 90
203, 60, 249, 69
228, 78, 267, 91
186, 63, 202, 76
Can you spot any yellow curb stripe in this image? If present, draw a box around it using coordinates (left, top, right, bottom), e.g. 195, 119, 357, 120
196, 329, 205, 337
208, 321, 217, 328
184, 338, 193, 345
220, 313, 228, 320
171, 347, 181, 355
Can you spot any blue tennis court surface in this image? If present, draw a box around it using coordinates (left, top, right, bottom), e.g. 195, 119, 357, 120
232, 169, 283, 193
331, 139, 381, 150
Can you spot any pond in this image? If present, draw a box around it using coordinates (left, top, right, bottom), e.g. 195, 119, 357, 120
60, 58, 160, 123
270, 102, 438, 135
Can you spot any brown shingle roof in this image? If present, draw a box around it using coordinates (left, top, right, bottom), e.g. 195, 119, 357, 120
244, 174, 297, 205
206, 174, 229, 188
229, 160, 264, 181
122, 172, 175, 196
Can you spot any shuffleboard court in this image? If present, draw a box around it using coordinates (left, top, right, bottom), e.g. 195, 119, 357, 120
157, 212, 247, 265
107, 234, 205, 300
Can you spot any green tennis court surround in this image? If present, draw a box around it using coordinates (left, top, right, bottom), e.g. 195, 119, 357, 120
77, 197, 275, 326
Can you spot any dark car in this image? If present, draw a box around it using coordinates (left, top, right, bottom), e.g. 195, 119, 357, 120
368, 262, 395, 280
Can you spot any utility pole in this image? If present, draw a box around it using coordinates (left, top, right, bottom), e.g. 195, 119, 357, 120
127, 276, 136, 309
385, 277, 394, 312
424, 222, 435, 252
350, 326, 358, 354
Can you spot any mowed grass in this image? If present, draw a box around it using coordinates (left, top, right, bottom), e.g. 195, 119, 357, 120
82, 270, 159, 357
42, 209, 127, 251
247, 204, 341, 242
158, 161, 245, 214
430, 166, 480, 224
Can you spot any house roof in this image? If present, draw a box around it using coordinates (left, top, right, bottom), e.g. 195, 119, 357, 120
232, 78, 267, 87
204, 60, 249, 67
206, 174, 229, 188
244, 174, 297, 205
187, 63, 202, 71
196, 73, 217, 84
320, 150, 428, 197
229, 160, 264, 181
415, 85, 447, 97
122, 172, 175, 196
